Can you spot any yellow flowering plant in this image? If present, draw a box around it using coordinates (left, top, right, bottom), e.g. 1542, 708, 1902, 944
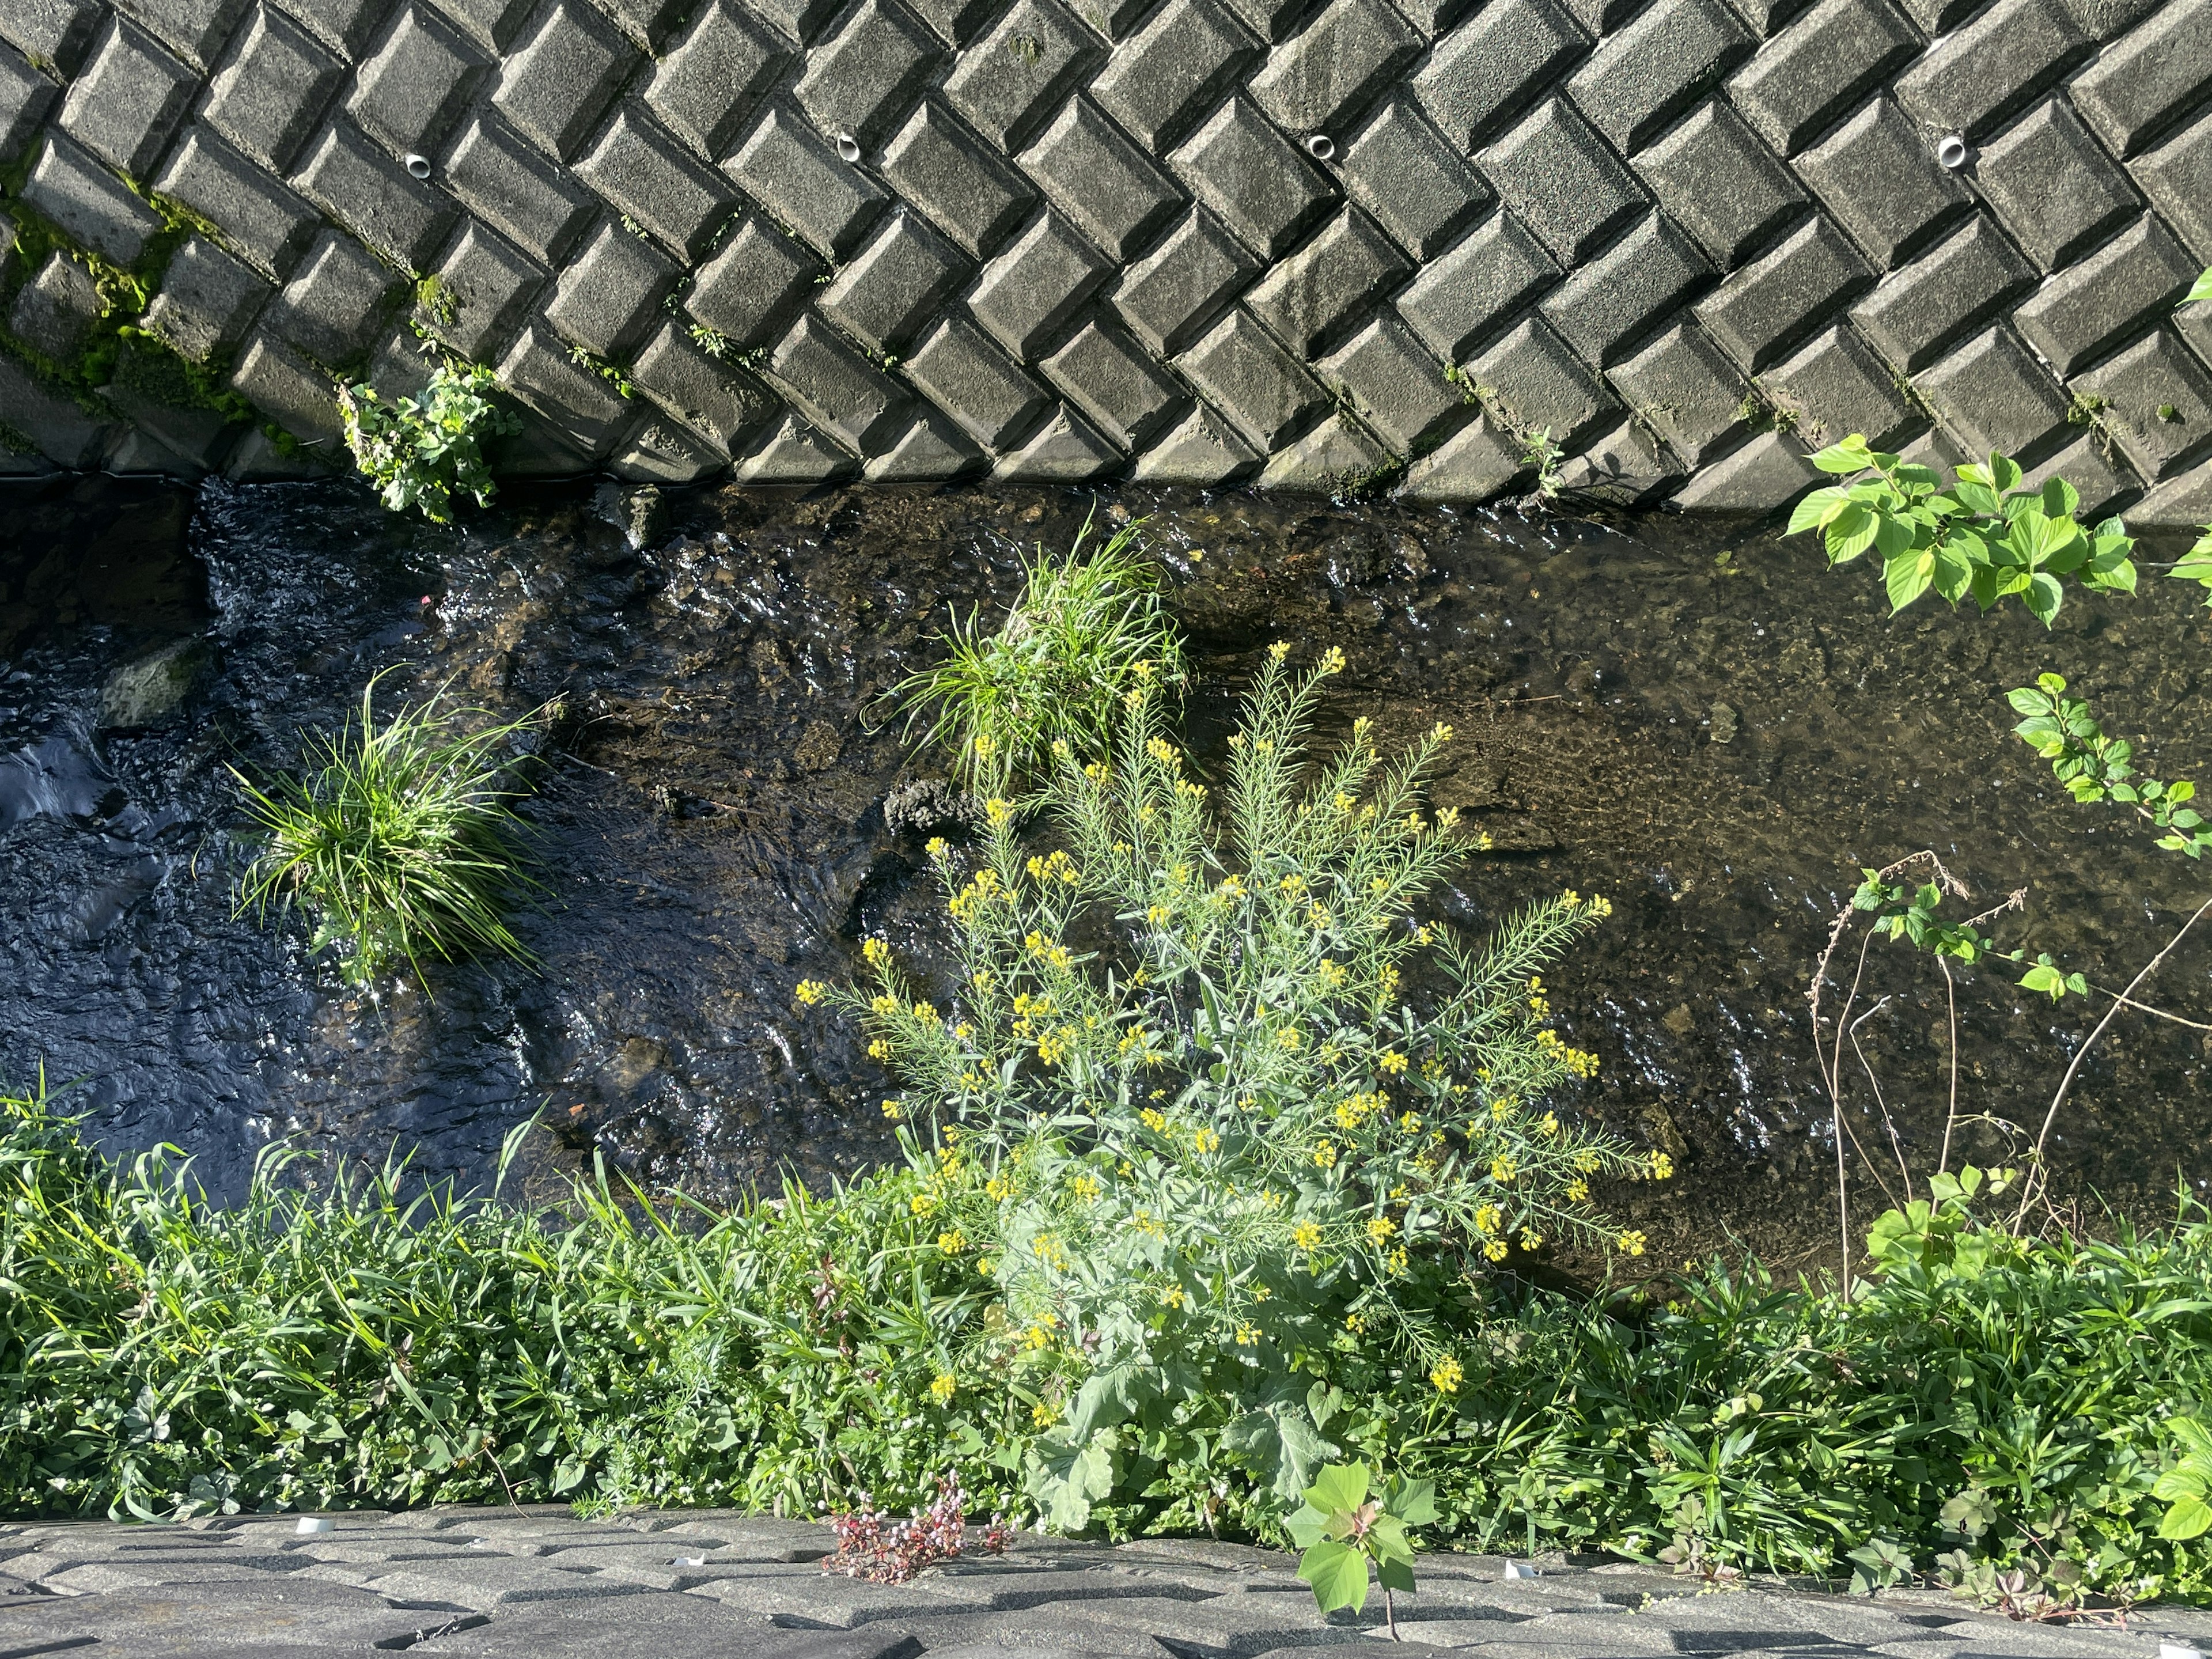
804, 641, 1662, 1528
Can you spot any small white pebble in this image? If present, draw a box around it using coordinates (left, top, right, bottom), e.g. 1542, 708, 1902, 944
1502, 1560, 1539, 1580
293, 1517, 333, 1535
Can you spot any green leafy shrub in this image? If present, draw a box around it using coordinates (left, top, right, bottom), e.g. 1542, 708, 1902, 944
1289, 1460, 1434, 1635
233, 675, 545, 988
808, 641, 1660, 1528
890, 517, 1184, 790
338, 360, 520, 524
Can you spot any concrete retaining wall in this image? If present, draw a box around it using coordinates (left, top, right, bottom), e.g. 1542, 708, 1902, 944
0, 0, 2208, 517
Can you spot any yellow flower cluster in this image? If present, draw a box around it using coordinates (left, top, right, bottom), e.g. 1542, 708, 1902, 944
930, 1373, 957, 1405
1366, 1215, 1396, 1245
1070, 1173, 1103, 1203
1536, 1027, 1601, 1078
1031, 1233, 1068, 1271
1474, 1204, 1503, 1234
1430, 1357, 1464, 1393
1036, 1030, 1069, 1066
1023, 930, 1075, 971
1377, 1050, 1408, 1075
1026, 850, 1079, 887
1192, 1127, 1221, 1154
862, 937, 891, 967
1292, 1220, 1322, 1251
1235, 1323, 1260, 1346
948, 867, 1002, 924
1313, 1141, 1338, 1169
1490, 1154, 1517, 1182
794, 979, 826, 1006
937, 1229, 966, 1253
1618, 1230, 1647, 1257
1139, 1107, 1168, 1134
867, 1038, 892, 1062
1333, 1091, 1386, 1131
881, 1099, 903, 1121
1651, 1151, 1675, 1180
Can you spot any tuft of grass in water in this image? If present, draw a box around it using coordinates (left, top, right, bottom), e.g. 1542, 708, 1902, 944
232, 673, 547, 988
891, 516, 1184, 791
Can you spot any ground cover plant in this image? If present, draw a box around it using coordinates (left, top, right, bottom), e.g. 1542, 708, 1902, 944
232, 674, 546, 988
338, 359, 520, 525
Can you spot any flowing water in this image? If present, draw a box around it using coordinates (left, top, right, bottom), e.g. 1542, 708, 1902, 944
3, 473, 2207, 1267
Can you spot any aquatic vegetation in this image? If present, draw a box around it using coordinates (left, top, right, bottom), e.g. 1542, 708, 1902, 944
338, 360, 520, 524
890, 517, 1184, 791
5, 1078, 2211, 1612
232, 675, 544, 988
817, 642, 1656, 1525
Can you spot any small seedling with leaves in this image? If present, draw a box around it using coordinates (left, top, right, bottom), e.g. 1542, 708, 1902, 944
1286, 1461, 1435, 1639
1789, 435, 2137, 626
2009, 673, 2211, 859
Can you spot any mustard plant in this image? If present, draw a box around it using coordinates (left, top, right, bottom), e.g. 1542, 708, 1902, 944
338, 360, 520, 524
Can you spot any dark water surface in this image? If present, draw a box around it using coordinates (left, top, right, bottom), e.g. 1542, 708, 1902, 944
3, 474, 2206, 1266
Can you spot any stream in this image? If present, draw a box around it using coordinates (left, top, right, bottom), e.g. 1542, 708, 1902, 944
2, 473, 2206, 1267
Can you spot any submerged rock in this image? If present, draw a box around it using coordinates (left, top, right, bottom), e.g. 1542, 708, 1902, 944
97, 636, 211, 730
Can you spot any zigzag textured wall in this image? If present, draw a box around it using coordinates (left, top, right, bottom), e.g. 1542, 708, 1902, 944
0, 0, 2208, 515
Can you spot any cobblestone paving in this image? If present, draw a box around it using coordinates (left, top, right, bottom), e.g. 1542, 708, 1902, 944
4, 1509, 2211, 1659
1, 0, 2210, 516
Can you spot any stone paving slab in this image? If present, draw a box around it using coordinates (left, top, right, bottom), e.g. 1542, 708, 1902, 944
2, 1509, 2210, 1658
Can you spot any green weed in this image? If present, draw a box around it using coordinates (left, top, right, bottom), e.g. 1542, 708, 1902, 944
339, 359, 520, 524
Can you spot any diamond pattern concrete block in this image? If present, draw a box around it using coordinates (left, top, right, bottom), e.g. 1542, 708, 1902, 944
864, 410, 983, 478
1395, 210, 1559, 362
1850, 217, 2035, 374
1257, 411, 1391, 488
2069, 0, 2212, 157
1041, 319, 1181, 448
2135, 112, 2212, 261
545, 221, 679, 357
446, 117, 598, 263
764, 312, 908, 451
1249, 0, 1418, 135
795, 0, 940, 149
295, 121, 459, 269
1396, 414, 1521, 497
156, 128, 319, 276
1478, 98, 1646, 265
993, 402, 1120, 479
943, 0, 1096, 151
493, 3, 635, 160
1895, 0, 2085, 139
498, 321, 634, 452
1111, 209, 1262, 355
1726, 0, 1917, 156
1974, 99, 2138, 271
424, 221, 544, 361
10, 251, 99, 359
349, 7, 480, 155
900, 0, 998, 46
685, 216, 820, 347
818, 211, 969, 354
145, 234, 272, 360
1916, 324, 2070, 459
1020, 96, 1183, 261
1132, 404, 1262, 481
2134, 463, 2212, 528
1633, 100, 1802, 267
2018, 431, 2139, 516
1608, 320, 1748, 463
881, 100, 1034, 257
578, 110, 737, 259
1171, 96, 1334, 259
736, 412, 855, 480
230, 330, 343, 438
1469, 313, 1615, 445
2071, 329, 2212, 480
1320, 313, 1459, 452
1070, 0, 1154, 43
1668, 427, 1818, 509
609, 415, 725, 480
726, 105, 888, 258
903, 315, 1049, 447
1177, 308, 1328, 448
597, 0, 690, 51
1557, 416, 1681, 502
264, 229, 399, 361
114, 0, 249, 69
1, 0, 102, 75
1764, 322, 1915, 447
2018, 214, 2198, 377
970, 211, 1111, 358
1092, 0, 1255, 153
1695, 213, 1870, 370
0, 47, 54, 164
1567, 0, 1749, 154
58, 20, 195, 175
24, 137, 163, 265
423, 0, 535, 51
1247, 209, 1410, 358
0, 356, 107, 467
204, 5, 341, 171
628, 321, 774, 450
1540, 213, 1710, 367
647, 2, 783, 159
1412, 0, 1585, 151
1794, 97, 1974, 269
1341, 99, 1491, 260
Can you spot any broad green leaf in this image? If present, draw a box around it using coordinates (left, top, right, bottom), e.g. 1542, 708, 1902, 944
1285, 1501, 1334, 1550
1870, 510, 1916, 560
2040, 476, 2078, 520
1388, 1475, 1439, 1527
2160, 1494, 2212, 1541
2005, 686, 2050, 716
1991, 452, 2022, 493
1809, 438, 1874, 474
1884, 548, 1936, 612
2024, 571, 2065, 627
1378, 1554, 1417, 1593
1827, 501, 1879, 560
1298, 1540, 1371, 1613
2184, 266, 2212, 309
1305, 1461, 1369, 1515
1932, 540, 1974, 602
1787, 486, 1851, 535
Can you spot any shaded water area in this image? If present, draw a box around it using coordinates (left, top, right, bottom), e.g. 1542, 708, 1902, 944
3, 473, 2207, 1267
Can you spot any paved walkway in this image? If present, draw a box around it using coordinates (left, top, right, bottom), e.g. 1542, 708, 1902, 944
3, 1508, 2209, 1659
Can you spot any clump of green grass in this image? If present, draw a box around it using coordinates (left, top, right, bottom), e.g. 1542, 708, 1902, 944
232, 675, 546, 988
891, 516, 1184, 791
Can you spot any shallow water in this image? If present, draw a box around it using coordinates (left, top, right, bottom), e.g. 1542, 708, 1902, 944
2, 474, 2206, 1265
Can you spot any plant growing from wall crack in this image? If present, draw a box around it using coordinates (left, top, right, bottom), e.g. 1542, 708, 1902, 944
338, 360, 520, 524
